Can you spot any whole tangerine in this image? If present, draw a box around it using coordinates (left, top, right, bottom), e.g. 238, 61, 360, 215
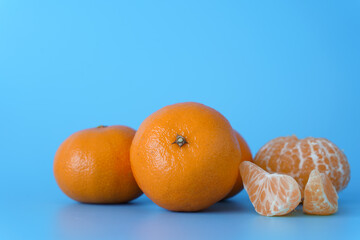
54, 125, 142, 203
223, 130, 252, 200
130, 102, 242, 211
254, 136, 350, 193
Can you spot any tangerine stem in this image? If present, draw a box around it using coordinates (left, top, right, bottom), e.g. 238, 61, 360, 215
172, 134, 188, 147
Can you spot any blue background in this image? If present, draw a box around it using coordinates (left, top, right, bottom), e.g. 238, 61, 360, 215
1, 0, 360, 239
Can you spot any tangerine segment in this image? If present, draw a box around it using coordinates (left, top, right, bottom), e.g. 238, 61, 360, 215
254, 136, 350, 193
240, 161, 301, 216
303, 170, 338, 215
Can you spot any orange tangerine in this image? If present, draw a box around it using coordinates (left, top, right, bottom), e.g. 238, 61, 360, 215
254, 136, 350, 194
54, 125, 142, 203
223, 130, 252, 200
130, 102, 241, 211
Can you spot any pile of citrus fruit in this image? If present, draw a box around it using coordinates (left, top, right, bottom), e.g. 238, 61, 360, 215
54, 102, 350, 216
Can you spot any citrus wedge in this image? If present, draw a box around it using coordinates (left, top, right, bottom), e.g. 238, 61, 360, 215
303, 169, 338, 215
240, 161, 301, 216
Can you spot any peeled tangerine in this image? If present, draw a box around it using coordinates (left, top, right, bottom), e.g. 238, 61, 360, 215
303, 169, 338, 215
240, 161, 301, 216
254, 136, 350, 194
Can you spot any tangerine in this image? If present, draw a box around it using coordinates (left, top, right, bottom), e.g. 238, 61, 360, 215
254, 136, 350, 194
130, 102, 241, 211
223, 130, 252, 200
54, 125, 142, 203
